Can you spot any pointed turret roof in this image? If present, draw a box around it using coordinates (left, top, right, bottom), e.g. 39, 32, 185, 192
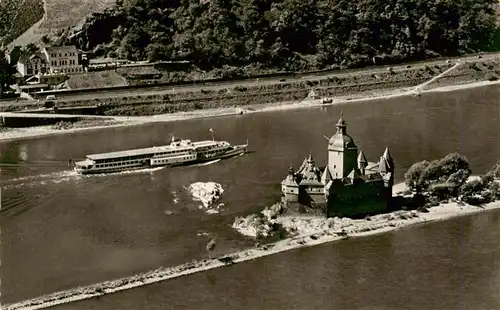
307, 152, 314, 164
298, 156, 309, 173
347, 168, 360, 179
325, 180, 334, 191
336, 115, 346, 128
383, 147, 394, 166
378, 156, 388, 173
299, 155, 322, 186
321, 167, 332, 184
357, 150, 367, 164
281, 165, 299, 187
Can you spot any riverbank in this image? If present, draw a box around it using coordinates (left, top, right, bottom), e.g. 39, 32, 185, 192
4, 181, 500, 310
1, 78, 500, 143
1, 54, 499, 114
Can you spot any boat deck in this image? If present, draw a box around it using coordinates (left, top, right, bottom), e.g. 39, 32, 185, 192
85, 140, 225, 161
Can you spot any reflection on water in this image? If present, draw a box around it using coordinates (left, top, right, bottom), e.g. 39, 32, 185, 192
1, 85, 500, 308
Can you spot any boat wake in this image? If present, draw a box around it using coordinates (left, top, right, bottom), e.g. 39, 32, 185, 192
80, 166, 166, 178
192, 159, 221, 167
2, 166, 167, 189
2, 170, 80, 190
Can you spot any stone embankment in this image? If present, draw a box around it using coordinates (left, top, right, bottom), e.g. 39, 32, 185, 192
2, 56, 500, 116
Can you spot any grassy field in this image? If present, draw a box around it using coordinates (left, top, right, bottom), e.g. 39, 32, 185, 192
66, 71, 128, 89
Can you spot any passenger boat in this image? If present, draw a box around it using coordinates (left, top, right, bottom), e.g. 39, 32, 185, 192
74, 133, 248, 175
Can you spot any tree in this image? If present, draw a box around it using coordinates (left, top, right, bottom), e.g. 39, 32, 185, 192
0, 53, 15, 97
404, 160, 430, 192
419, 153, 471, 190
40, 35, 51, 46
446, 169, 470, 196
119, 27, 151, 60
405, 153, 471, 194
484, 163, 500, 179
315, 0, 358, 66
460, 179, 486, 205
265, 0, 319, 55
24, 43, 39, 55
455, 0, 497, 52
68, 0, 499, 70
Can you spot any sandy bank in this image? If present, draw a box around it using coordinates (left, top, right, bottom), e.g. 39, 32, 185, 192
5, 181, 500, 310
1, 79, 499, 143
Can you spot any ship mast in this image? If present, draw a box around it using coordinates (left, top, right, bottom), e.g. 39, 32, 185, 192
209, 128, 215, 141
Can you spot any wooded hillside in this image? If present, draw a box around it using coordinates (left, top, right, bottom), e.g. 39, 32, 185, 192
33, 0, 500, 71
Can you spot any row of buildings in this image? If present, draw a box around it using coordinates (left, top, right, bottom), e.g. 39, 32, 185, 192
281, 116, 395, 218
5, 45, 84, 77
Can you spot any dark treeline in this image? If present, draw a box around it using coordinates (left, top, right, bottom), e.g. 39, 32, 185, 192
72, 0, 498, 71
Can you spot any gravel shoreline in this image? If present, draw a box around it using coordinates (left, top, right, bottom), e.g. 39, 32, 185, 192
1, 79, 499, 143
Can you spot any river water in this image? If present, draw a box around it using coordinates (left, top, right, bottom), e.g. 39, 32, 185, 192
1, 85, 500, 309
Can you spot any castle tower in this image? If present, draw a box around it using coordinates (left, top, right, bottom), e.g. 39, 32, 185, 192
328, 115, 358, 179
378, 146, 395, 192
299, 153, 322, 184
357, 150, 368, 175
298, 153, 325, 205
382, 147, 394, 172
306, 153, 314, 169
281, 165, 299, 202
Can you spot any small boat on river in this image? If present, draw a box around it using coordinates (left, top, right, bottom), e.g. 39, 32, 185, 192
74, 131, 248, 175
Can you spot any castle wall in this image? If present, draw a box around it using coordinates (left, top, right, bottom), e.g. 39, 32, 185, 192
298, 185, 326, 206
327, 178, 389, 218
282, 184, 299, 202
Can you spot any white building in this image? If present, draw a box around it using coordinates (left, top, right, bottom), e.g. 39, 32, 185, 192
16, 53, 49, 76
42, 46, 84, 74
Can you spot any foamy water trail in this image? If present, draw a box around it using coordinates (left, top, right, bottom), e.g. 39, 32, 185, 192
79, 166, 166, 179
2, 166, 167, 189
191, 159, 221, 167
2, 170, 80, 189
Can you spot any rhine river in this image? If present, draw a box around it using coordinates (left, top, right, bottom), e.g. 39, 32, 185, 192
1, 85, 500, 309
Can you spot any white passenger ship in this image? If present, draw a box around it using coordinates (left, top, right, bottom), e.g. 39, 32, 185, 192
74, 135, 248, 175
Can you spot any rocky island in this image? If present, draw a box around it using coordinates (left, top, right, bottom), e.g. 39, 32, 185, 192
5, 115, 500, 310
233, 116, 500, 242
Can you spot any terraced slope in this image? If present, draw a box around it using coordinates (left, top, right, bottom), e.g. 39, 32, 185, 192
3, 0, 116, 48
0, 0, 44, 47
